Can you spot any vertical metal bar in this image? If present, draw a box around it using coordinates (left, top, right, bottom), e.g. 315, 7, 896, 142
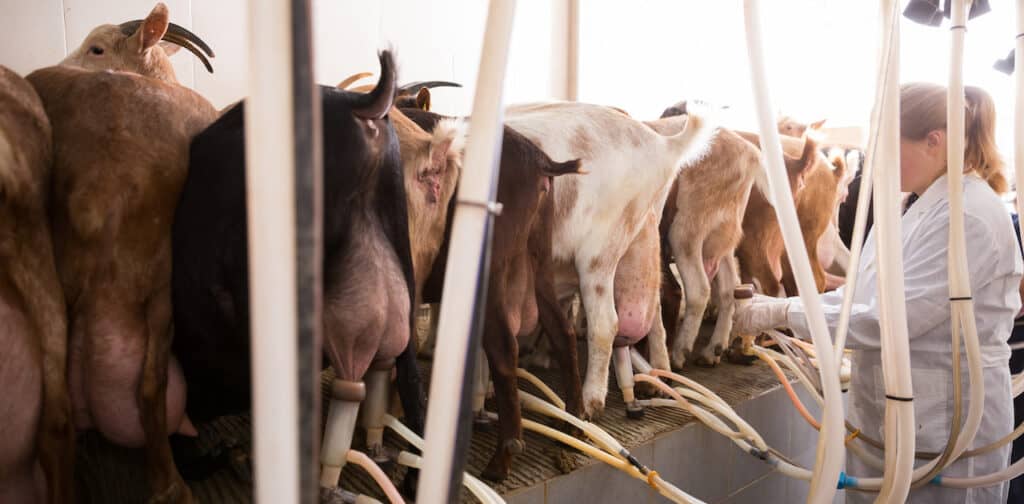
567, 0, 580, 101
245, 0, 309, 501
417, 0, 517, 502
1016, 1, 1024, 224
291, 0, 322, 502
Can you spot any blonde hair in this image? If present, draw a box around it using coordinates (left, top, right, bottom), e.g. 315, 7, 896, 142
899, 82, 1007, 193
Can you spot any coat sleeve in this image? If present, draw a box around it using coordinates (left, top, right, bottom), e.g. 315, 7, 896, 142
787, 213, 999, 350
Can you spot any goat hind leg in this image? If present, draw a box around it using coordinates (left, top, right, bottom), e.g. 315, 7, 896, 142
578, 273, 617, 420
139, 299, 192, 504
481, 313, 523, 481
674, 252, 712, 366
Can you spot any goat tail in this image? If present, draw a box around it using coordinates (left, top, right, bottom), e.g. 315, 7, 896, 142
352, 51, 397, 120
544, 158, 586, 177
664, 102, 718, 170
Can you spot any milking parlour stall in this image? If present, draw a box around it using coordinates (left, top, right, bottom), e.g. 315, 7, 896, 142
5, 0, 1024, 503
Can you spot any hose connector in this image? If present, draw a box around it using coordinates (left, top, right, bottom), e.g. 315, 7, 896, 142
837, 471, 858, 490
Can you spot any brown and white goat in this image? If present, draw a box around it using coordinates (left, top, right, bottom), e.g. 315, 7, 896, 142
26, 4, 217, 502
654, 126, 762, 368
391, 109, 463, 301
0, 65, 74, 504
505, 102, 715, 418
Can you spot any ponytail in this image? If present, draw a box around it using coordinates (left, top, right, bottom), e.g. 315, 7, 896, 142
963, 86, 1007, 194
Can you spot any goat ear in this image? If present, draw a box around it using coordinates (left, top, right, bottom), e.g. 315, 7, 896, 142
416, 88, 431, 111
138, 3, 170, 52
809, 119, 826, 130
158, 40, 181, 56
431, 138, 454, 169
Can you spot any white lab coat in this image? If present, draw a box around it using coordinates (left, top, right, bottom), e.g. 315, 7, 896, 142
787, 174, 1022, 503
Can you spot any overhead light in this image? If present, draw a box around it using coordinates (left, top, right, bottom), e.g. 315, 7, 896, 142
903, 0, 943, 26
965, 0, 991, 20
903, 0, 990, 26
995, 49, 1015, 75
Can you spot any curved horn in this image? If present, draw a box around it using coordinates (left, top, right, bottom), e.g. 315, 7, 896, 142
397, 80, 462, 96
119, 20, 216, 73
165, 22, 214, 57
338, 72, 374, 90
353, 51, 397, 120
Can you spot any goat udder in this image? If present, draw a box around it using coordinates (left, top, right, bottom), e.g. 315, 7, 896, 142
614, 304, 653, 347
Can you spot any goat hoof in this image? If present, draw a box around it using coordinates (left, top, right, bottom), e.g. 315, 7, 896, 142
505, 438, 526, 455
634, 381, 659, 399
625, 403, 645, 420
582, 396, 606, 421
725, 349, 758, 366
481, 457, 511, 482
693, 354, 719, 368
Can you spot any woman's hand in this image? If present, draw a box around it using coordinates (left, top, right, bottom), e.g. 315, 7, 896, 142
733, 297, 791, 336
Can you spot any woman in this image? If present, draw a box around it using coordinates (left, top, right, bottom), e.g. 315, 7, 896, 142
734, 83, 1022, 503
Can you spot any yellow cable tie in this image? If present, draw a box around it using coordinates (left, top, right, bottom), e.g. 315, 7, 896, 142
845, 428, 861, 445
646, 470, 660, 490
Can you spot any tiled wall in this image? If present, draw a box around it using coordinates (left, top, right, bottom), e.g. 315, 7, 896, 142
0, 0, 570, 112
503, 386, 848, 504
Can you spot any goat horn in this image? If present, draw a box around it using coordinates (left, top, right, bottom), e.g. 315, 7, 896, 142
119, 20, 215, 73
338, 72, 374, 90
398, 80, 462, 95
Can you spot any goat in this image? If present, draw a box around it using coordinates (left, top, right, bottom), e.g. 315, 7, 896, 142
777, 116, 826, 139
172, 52, 425, 496
653, 120, 762, 368
405, 108, 586, 480
60, 3, 214, 84
0, 65, 74, 504
505, 101, 716, 418
26, 4, 217, 501
781, 150, 850, 294
733, 132, 821, 297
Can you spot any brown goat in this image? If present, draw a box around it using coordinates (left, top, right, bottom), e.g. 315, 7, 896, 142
26, 4, 218, 501
777, 116, 826, 139
0, 66, 74, 504
781, 152, 849, 294
733, 132, 819, 297
61, 3, 214, 84
403, 109, 586, 480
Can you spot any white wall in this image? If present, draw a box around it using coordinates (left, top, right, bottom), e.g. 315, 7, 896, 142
577, 0, 1019, 168
0, 0, 570, 113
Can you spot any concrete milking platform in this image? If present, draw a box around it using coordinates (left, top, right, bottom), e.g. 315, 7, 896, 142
75, 317, 839, 503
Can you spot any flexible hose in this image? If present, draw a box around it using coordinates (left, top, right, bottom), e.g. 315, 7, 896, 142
518, 417, 702, 503
754, 348, 821, 429
345, 450, 404, 504
397, 451, 502, 504
516, 368, 566, 410
384, 415, 503, 504
742, 4, 846, 501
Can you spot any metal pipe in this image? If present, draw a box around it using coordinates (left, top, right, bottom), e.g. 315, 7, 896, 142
416, 0, 517, 502
245, 0, 316, 501
741, 2, 845, 501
